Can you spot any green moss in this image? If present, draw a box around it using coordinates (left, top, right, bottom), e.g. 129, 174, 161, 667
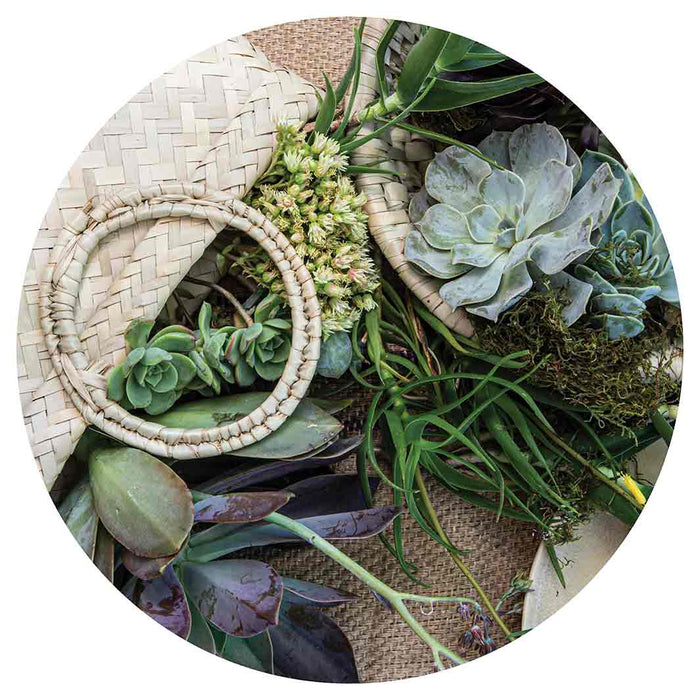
474, 288, 681, 431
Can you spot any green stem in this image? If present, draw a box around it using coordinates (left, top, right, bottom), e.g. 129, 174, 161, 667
264, 511, 467, 669
651, 409, 674, 447
413, 468, 514, 640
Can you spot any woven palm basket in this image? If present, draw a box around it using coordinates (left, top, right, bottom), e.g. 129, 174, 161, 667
18, 16, 539, 683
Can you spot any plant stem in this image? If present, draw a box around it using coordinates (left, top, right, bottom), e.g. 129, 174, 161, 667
183, 276, 253, 327
264, 511, 467, 669
413, 468, 513, 640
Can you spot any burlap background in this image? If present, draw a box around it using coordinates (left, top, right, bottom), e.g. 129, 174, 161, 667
241, 18, 540, 683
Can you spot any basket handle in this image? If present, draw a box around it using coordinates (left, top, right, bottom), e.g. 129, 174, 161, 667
40, 182, 321, 460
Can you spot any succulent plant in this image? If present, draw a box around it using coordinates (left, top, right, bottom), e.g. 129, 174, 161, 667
222, 294, 292, 385
221, 122, 380, 336
571, 151, 679, 339
405, 123, 622, 323
107, 319, 197, 415
60, 435, 398, 682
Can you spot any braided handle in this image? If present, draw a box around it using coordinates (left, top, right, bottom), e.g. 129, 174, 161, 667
39, 182, 321, 460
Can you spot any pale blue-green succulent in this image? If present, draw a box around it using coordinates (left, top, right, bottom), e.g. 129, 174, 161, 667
405, 123, 622, 323
571, 151, 678, 340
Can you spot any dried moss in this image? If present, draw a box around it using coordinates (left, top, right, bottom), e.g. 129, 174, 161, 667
474, 288, 681, 430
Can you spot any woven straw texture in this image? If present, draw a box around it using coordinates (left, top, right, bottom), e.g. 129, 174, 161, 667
41, 185, 321, 459
350, 19, 476, 337
19, 36, 319, 488
248, 18, 539, 683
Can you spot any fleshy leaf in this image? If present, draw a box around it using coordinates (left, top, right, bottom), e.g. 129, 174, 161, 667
186, 593, 216, 654
530, 218, 594, 275
106, 365, 126, 402
465, 263, 532, 321
268, 600, 359, 683
220, 631, 273, 673
452, 241, 503, 267
124, 319, 154, 351
479, 168, 525, 224
592, 313, 645, 340
317, 332, 353, 378
282, 578, 356, 607
405, 231, 470, 279
478, 131, 511, 169
122, 547, 182, 580
123, 566, 191, 639
153, 393, 342, 460
465, 204, 502, 243
89, 445, 193, 557
592, 292, 646, 316
419, 203, 470, 249
540, 270, 593, 326
180, 560, 283, 638
408, 188, 435, 223
611, 199, 655, 236
575, 150, 634, 202
425, 146, 491, 212
93, 523, 115, 582
193, 491, 292, 523
521, 159, 573, 237
58, 476, 98, 558
440, 254, 508, 308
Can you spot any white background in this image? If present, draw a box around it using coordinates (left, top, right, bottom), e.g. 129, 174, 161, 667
1, 1, 698, 698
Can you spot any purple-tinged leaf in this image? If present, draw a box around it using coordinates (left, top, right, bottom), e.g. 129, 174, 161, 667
122, 546, 183, 580
280, 474, 378, 519
123, 566, 191, 639
221, 631, 273, 674
194, 491, 292, 524
180, 560, 283, 638
187, 506, 402, 561
269, 601, 359, 683
92, 523, 115, 582
282, 578, 356, 607
58, 476, 98, 558
186, 593, 216, 654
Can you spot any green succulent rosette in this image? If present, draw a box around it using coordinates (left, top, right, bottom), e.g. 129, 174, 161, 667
405, 123, 622, 324
223, 294, 292, 385
107, 319, 197, 415
571, 151, 679, 340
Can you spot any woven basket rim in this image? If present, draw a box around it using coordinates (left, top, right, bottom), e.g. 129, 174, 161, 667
40, 182, 322, 460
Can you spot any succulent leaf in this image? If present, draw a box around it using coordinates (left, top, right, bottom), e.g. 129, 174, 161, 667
317, 331, 353, 378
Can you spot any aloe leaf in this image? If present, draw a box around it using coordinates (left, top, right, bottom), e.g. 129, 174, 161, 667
397, 27, 450, 105
268, 600, 358, 682
58, 476, 98, 558
153, 393, 343, 460
314, 73, 337, 135
193, 491, 292, 523
92, 523, 115, 582
123, 566, 191, 639
125, 319, 154, 351
282, 578, 356, 607
89, 446, 193, 557
180, 560, 283, 637
435, 34, 475, 71
415, 73, 544, 112
221, 630, 273, 673
186, 593, 216, 654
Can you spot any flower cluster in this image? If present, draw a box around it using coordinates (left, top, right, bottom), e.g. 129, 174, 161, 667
222, 122, 379, 337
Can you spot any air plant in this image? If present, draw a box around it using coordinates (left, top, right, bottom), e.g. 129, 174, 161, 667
404, 123, 622, 323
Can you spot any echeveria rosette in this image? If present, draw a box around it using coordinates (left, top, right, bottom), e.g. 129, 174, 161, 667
107, 319, 197, 415
571, 150, 679, 340
405, 123, 622, 323
223, 294, 292, 385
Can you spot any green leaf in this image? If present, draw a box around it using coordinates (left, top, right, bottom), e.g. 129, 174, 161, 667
414, 73, 544, 112
144, 389, 179, 415
335, 20, 365, 138
317, 332, 353, 379
89, 446, 193, 557
107, 364, 126, 402
126, 372, 152, 409
435, 34, 475, 71
152, 393, 343, 460
149, 332, 196, 353
141, 347, 172, 366
221, 630, 273, 673
198, 302, 212, 342
186, 593, 217, 654
314, 73, 337, 135
397, 27, 450, 105
124, 319, 154, 350
58, 476, 98, 557
169, 353, 197, 389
